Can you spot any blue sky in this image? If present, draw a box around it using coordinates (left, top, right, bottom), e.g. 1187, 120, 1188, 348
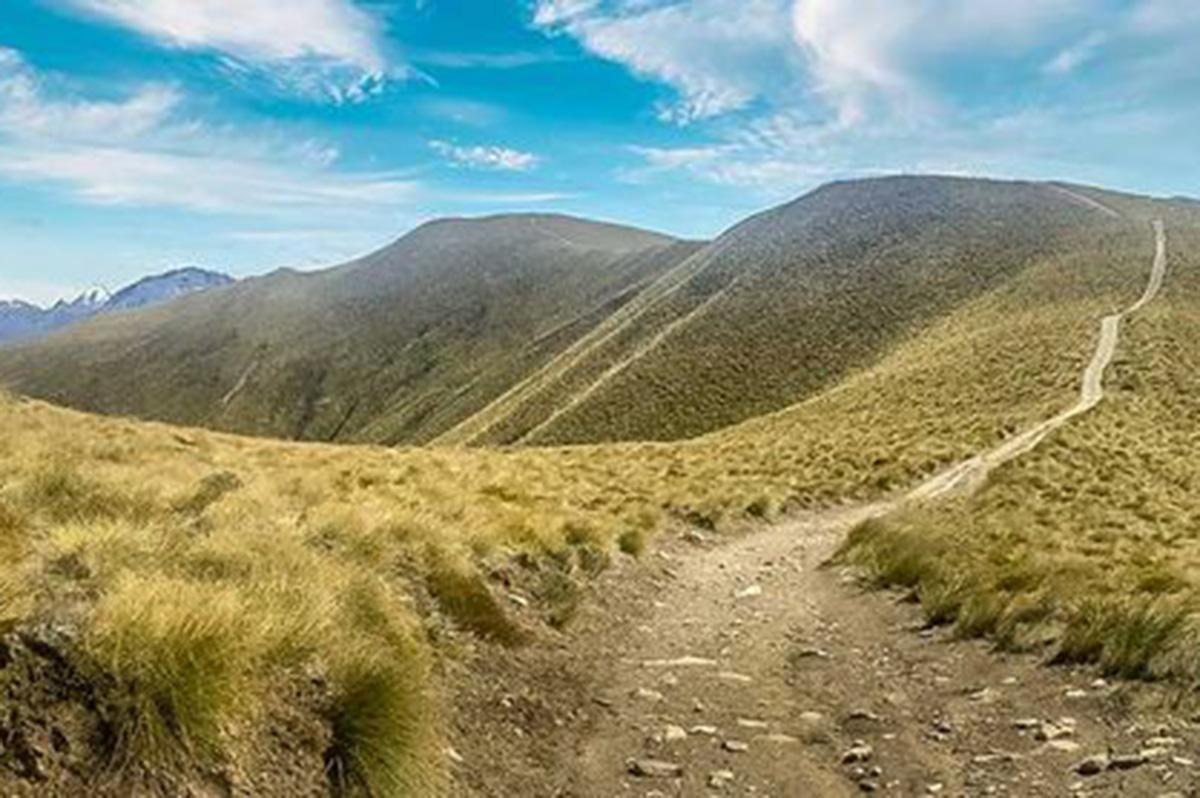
0, 0, 1197, 303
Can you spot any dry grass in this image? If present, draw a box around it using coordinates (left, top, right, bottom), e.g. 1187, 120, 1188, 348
839, 207, 1200, 680
2, 195, 1196, 792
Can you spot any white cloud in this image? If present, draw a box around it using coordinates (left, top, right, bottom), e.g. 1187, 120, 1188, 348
0, 48, 415, 216
1043, 32, 1108, 76
0, 47, 180, 140
791, 0, 1092, 123
533, 0, 797, 123
533, 1, 1169, 128
59, 0, 391, 101
430, 140, 541, 171
0, 145, 416, 213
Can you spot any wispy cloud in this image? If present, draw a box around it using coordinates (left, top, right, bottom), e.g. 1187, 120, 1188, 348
411, 48, 569, 70
533, 0, 798, 124
0, 145, 417, 213
1043, 31, 1108, 76
0, 47, 415, 216
430, 140, 541, 171
56, 0, 393, 102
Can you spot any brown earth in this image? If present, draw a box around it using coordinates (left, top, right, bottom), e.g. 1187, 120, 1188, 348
451, 507, 1200, 797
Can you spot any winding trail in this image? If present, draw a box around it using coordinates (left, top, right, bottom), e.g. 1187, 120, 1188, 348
454, 221, 1179, 796
909, 220, 1167, 501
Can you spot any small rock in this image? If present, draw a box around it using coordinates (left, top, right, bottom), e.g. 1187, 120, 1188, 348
799, 711, 826, 724
926, 784, 944, 795
842, 742, 874, 764
1013, 718, 1040, 731
708, 769, 735, 789
506, 592, 530, 608
968, 688, 997, 704
643, 656, 718, 668
1044, 740, 1082, 754
1109, 752, 1148, 770
634, 687, 665, 702
690, 725, 719, 736
858, 780, 880, 793
444, 746, 465, 765
736, 718, 769, 730
627, 758, 683, 779
663, 725, 688, 743
1065, 689, 1089, 700
722, 740, 750, 753
717, 671, 754, 683
794, 646, 830, 659
1035, 722, 1075, 742
1171, 756, 1195, 767
849, 709, 882, 723
1145, 737, 1183, 748
1075, 754, 1109, 776
762, 733, 800, 744
971, 752, 1017, 765
735, 584, 763, 599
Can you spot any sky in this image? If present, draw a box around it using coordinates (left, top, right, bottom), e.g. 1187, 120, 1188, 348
0, 0, 1197, 304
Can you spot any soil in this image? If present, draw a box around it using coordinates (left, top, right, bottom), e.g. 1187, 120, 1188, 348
450, 506, 1200, 797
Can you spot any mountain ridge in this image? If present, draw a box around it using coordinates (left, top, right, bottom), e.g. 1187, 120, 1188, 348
0, 176, 1155, 447
0, 267, 233, 345
0, 213, 694, 443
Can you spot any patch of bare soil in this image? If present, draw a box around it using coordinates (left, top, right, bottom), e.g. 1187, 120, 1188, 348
451, 507, 1200, 797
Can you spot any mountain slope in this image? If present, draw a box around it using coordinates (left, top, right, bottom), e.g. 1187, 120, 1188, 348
0, 269, 231, 345
0, 289, 108, 344
441, 176, 1138, 446
0, 214, 695, 443
104, 266, 233, 311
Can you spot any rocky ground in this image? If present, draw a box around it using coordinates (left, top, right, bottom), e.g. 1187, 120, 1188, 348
451, 505, 1200, 797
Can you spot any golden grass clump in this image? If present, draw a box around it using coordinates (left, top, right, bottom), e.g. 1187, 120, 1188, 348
87, 575, 254, 764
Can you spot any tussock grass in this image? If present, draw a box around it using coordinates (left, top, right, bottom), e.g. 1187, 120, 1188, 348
424, 551, 524, 645
24, 462, 159, 525
1055, 597, 1193, 679
0, 195, 1196, 793
326, 580, 442, 797
88, 576, 253, 764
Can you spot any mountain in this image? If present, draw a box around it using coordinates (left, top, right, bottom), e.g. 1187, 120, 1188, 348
104, 267, 233, 311
0, 268, 231, 345
0, 178, 1145, 447
0, 214, 696, 443
0, 289, 109, 343
439, 176, 1141, 445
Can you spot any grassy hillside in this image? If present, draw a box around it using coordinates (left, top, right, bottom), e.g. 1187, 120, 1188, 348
0, 214, 695, 444
841, 199, 1200, 679
2, 182, 1184, 795
440, 177, 1138, 446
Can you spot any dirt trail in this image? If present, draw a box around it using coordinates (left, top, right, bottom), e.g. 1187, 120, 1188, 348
451, 221, 1188, 796
909, 220, 1167, 501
